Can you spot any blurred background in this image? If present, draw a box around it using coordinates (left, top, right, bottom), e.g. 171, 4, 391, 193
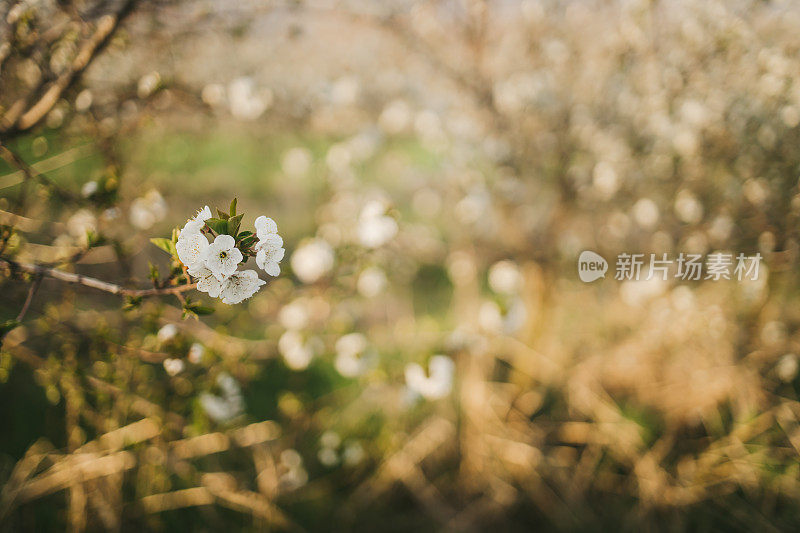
2, 0, 800, 530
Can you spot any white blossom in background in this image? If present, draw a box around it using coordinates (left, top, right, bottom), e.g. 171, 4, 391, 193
163, 358, 184, 376
776, 354, 799, 382
75, 89, 92, 112
188, 342, 205, 364
278, 330, 315, 370
357, 266, 387, 298
358, 199, 397, 248
282, 147, 313, 177
405, 355, 455, 400
291, 238, 334, 284
278, 298, 310, 330
254, 216, 285, 276
488, 260, 522, 295
66, 209, 97, 244
81, 180, 98, 198
342, 441, 366, 466
157, 324, 178, 343
137, 71, 161, 99
318, 447, 339, 467
379, 99, 412, 134
201, 83, 226, 107
278, 449, 308, 491
130, 190, 167, 229
101, 207, 120, 222
317, 430, 341, 467
200, 373, 244, 423
228, 77, 272, 121
278, 330, 314, 370
330, 75, 361, 106
334, 333, 371, 378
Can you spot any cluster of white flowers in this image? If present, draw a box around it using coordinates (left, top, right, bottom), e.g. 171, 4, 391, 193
200, 373, 245, 423
130, 190, 167, 229
405, 355, 455, 401
317, 431, 366, 468
175, 206, 284, 304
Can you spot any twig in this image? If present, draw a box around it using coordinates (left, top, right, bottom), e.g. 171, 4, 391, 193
0, 142, 79, 203
16, 273, 42, 321
1, 258, 197, 298
1, 0, 137, 134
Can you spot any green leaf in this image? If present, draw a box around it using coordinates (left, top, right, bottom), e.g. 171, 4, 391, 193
239, 235, 257, 248
86, 230, 105, 247
227, 213, 244, 237
182, 300, 215, 319
216, 208, 230, 220
122, 296, 143, 312
150, 238, 176, 255
230, 198, 238, 217
0, 320, 20, 337
237, 230, 253, 239
205, 218, 229, 235
148, 262, 160, 283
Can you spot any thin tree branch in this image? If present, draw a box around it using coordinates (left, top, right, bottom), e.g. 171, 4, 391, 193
15, 273, 42, 322
1, 258, 197, 298
1, 0, 137, 135
0, 142, 79, 203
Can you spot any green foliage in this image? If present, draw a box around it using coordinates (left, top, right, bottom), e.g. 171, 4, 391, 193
150, 237, 176, 256
122, 295, 143, 311
204, 217, 229, 235
148, 262, 160, 283
0, 320, 20, 337
226, 213, 244, 237
182, 298, 215, 319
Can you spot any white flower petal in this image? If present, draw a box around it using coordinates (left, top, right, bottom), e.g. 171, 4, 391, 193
219, 269, 266, 304
263, 261, 280, 277
255, 215, 277, 238
176, 233, 209, 268
190, 265, 225, 298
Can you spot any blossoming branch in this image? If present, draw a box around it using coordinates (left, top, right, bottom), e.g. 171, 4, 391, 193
155, 199, 284, 305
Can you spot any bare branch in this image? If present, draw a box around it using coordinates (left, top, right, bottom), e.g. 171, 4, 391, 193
1, 258, 197, 298
0, 0, 137, 135
15, 273, 42, 322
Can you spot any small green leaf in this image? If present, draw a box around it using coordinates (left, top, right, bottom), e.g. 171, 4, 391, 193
150, 238, 176, 255
239, 235, 257, 248
148, 262, 160, 283
0, 320, 20, 337
227, 213, 244, 237
205, 218, 229, 235
216, 208, 230, 220
230, 198, 238, 217
122, 296, 143, 311
86, 230, 105, 247
182, 300, 215, 319
237, 230, 253, 239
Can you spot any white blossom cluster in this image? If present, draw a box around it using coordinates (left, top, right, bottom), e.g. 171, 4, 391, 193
175, 206, 284, 304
